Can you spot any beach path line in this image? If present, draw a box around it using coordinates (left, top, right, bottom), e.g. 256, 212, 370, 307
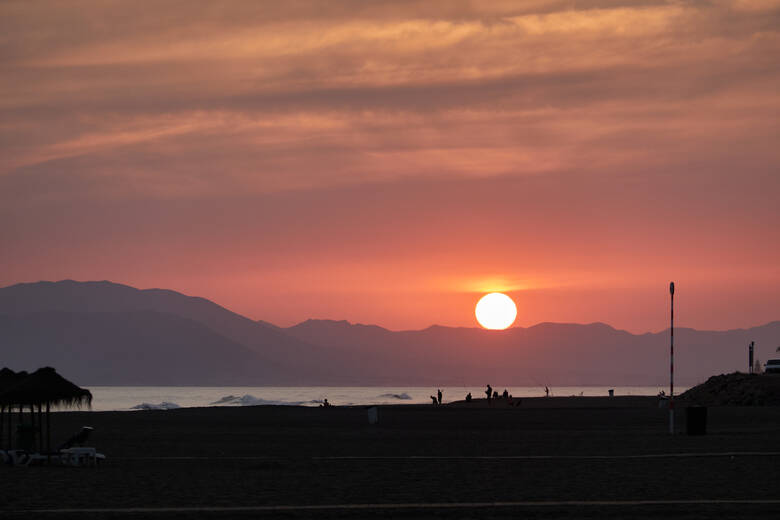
116, 451, 780, 461
11, 500, 780, 515
315, 451, 780, 460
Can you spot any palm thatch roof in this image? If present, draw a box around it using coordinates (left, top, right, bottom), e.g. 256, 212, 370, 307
0, 367, 91, 408
0, 367, 28, 394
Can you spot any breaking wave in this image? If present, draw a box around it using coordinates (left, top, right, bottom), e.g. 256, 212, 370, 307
131, 401, 181, 410
378, 392, 412, 400
209, 394, 321, 407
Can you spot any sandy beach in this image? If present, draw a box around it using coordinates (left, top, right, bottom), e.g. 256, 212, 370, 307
3, 397, 780, 519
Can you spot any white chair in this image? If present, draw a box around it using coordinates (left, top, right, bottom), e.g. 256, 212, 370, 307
60, 447, 106, 467
6, 449, 30, 466
26, 453, 50, 466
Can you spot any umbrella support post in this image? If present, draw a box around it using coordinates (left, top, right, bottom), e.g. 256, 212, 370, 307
46, 402, 51, 464
29, 404, 34, 448
37, 404, 43, 453
18, 405, 23, 450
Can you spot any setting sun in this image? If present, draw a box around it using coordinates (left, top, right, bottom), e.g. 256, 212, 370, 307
475, 292, 517, 330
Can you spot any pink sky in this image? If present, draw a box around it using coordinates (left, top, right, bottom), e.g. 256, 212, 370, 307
1, 1, 779, 332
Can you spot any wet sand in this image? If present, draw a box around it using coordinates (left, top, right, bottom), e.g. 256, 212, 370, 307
3, 396, 780, 519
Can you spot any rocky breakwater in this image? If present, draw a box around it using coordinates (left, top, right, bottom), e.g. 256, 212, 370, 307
681, 372, 780, 406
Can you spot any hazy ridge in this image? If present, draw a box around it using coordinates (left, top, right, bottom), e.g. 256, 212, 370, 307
1, 280, 778, 386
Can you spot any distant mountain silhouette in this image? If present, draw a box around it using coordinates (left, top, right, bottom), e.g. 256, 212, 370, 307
0, 280, 347, 385
0, 310, 271, 385
285, 318, 780, 385
0, 280, 314, 360
1, 280, 778, 386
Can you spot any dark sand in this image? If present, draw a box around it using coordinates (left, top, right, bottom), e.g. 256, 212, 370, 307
3, 396, 780, 519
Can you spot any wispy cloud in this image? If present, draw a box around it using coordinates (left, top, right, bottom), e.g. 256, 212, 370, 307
1, 1, 778, 330
2, 1, 778, 191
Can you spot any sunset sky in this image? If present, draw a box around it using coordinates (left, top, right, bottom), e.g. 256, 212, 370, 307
1, 0, 778, 332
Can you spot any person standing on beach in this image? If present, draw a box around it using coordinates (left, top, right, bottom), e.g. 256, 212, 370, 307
545, 386, 550, 398
437, 389, 442, 405
485, 384, 492, 405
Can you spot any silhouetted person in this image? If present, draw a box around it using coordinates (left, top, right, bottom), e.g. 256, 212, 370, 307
322, 398, 331, 407
485, 384, 492, 404
502, 389, 509, 399
545, 386, 550, 398
465, 392, 472, 402
430, 395, 438, 405
493, 390, 499, 399
437, 389, 442, 405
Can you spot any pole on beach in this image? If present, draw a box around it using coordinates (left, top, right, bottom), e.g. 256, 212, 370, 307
46, 401, 51, 463
669, 281, 675, 435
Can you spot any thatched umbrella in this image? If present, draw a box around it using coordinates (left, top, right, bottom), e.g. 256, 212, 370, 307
0, 367, 91, 457
0, 367, 18, 384
0, 368, 29, 450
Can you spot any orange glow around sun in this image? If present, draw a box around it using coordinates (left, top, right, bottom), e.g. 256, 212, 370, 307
475, 293, 517, 330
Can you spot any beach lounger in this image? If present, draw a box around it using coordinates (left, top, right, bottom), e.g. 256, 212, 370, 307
3, 450, 56, 466
59, 447, 105, 467
59, 426, 94, 450
25, 453, 50, 466
5, 449, 30, 466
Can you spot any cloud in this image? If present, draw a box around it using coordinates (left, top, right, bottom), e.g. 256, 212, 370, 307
0, 1, 778, 331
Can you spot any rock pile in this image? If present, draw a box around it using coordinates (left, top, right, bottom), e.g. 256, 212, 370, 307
680, 372, 780, 406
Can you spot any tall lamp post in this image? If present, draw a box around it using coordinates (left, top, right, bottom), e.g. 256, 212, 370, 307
669, 281, 675, 435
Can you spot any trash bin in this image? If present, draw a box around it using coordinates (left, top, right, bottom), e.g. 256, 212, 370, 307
686, 406, 707, 435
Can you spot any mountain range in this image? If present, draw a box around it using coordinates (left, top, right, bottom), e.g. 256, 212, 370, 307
1, 280, 778, 386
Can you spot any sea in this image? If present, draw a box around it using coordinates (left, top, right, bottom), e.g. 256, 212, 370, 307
84, 386, 687, 411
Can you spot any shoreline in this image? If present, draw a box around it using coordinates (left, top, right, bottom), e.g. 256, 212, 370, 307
65, 395, 675, 413
44, 395, 669, 413
83, 385, 681, 411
